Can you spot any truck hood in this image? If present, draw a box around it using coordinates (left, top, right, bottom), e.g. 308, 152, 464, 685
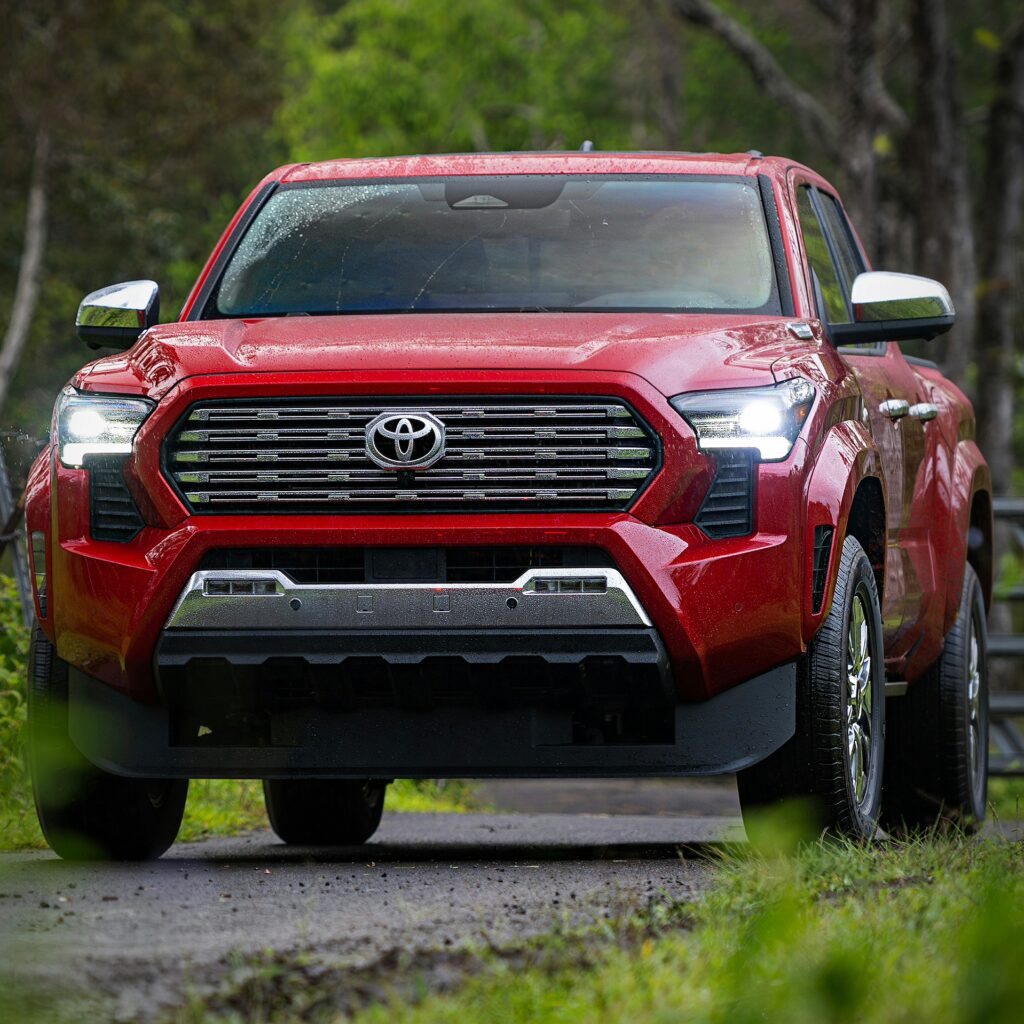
77, 313, 827, 399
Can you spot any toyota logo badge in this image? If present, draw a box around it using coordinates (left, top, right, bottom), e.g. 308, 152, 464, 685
365, 411, 446, 470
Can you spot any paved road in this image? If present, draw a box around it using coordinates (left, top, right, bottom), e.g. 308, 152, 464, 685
0, 783, 742, 1022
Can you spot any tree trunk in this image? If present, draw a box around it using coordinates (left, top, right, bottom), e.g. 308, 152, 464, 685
0, 128, 49, 415
647, 0, 683, 148
836, 0, 882, 247
908, 0, 977, 386
974, 20, 1024, 494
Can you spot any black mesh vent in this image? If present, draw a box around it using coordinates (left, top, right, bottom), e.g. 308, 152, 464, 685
812, 525, 835, 613
444, 546, 613, 583
695, 451, 754, 538
89, 459, 145, 542
197, 546, 615, 585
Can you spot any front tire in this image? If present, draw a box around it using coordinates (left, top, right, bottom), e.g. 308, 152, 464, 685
263, 778, 387, 845
882, 564, 988, 832
737, 535, 885, 840
28, 629, 188, 861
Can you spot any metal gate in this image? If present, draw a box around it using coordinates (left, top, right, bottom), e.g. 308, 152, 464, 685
991, 497, 1024, 775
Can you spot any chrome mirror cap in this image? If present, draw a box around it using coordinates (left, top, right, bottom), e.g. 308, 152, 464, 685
851, 271, 954, 323
76, 280, 160, 350
831, 271, 955, 345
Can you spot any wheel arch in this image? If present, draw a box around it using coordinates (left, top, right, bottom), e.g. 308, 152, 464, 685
802, 420, 885, 642
967, 485, 993, 612
944, 441, 993, 626
844, 476, 887, 602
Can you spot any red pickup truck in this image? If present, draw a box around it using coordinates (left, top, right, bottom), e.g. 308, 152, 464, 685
25, 151, 991, 859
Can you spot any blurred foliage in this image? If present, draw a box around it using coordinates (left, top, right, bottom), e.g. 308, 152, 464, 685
0, 0, 299, 434
3, 0, 1018, 452
0, 575, 32, 843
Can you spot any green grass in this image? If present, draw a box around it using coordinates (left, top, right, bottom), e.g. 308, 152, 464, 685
348, 829, 1024, 1024
162, 823, 1024, 1024
989, 777, 1024, 821
176, 778, 481, 845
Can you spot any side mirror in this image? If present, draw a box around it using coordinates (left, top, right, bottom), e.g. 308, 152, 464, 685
76, 280, 160, 350
830, 271, 955, 345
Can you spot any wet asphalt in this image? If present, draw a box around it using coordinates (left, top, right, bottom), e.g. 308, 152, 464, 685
0, 779, 742, 1021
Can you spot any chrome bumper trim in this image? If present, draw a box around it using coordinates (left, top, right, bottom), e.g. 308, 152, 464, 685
165, 567, 652, 631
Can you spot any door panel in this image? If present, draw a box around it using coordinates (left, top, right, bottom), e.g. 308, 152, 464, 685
841, 345, 931, 652
793, 181, 935, 659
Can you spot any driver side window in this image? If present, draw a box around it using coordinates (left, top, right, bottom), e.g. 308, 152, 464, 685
797, 185, 885, 355
796, 186, 848, 325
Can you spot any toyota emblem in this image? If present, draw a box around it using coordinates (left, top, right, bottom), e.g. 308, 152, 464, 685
365, 411, 446, 470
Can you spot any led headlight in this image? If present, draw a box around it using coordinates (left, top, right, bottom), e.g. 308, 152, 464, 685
671, 378, 815, 461
56, 387, 154, 468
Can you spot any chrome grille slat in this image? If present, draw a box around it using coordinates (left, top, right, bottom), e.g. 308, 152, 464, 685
176, 467, 644, 482
165, 396, 658, 514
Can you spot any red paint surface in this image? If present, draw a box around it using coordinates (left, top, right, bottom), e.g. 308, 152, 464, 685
29, 152, 991, 709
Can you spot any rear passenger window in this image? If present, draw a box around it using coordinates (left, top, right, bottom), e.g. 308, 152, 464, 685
817, 192, 865, 292
796, 186, 848, 325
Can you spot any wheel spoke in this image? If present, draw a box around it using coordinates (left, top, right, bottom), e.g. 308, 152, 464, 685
858, 728, 871, 801
845, 591, 875, 808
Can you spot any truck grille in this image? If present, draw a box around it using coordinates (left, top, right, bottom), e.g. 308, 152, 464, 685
164, 397, 659, 514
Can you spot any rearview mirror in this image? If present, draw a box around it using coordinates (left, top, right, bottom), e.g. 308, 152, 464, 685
830, 271, 954, 345
76, 280, 160, 350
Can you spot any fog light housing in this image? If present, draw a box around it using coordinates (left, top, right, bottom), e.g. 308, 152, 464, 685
525, 576, 608, 594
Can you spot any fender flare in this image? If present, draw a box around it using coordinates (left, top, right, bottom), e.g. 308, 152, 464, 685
23, 446, 53, 638
801, 420, 885, 642
944, 440, 993, 623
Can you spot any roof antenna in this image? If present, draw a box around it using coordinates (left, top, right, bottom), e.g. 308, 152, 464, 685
746, 149, 764, 158
579, 140, 595, 152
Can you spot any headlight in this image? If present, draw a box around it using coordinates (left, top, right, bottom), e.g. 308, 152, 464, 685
671, 378, 815, 461
56, 388, 154, 468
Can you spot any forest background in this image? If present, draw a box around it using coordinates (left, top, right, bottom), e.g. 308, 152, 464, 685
1, 0, 1021, 487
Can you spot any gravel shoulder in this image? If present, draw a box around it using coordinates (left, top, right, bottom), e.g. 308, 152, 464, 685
0, 795, 741, 1022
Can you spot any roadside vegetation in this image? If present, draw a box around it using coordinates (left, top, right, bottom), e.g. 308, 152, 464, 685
0, 576, 478, 852
169, 827, 1024, 1024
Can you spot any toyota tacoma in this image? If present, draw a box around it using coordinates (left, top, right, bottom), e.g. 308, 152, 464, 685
24, 151, 992, 858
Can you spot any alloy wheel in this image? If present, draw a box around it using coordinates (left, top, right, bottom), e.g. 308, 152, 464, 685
967, 610, 983, 796
847, 588, 874, 806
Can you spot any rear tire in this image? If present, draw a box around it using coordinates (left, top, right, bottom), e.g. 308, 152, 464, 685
882, 564, 988, 833
263, 778, 387, 845
28, 628, 188, 861
737, 535, 885, 841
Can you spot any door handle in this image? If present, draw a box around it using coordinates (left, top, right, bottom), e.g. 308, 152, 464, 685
908, 402, 939, 422
879, 399, 910, 420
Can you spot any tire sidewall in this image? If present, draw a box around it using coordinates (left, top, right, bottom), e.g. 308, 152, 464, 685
959, 571, 988, 820
812, 536, 885, 835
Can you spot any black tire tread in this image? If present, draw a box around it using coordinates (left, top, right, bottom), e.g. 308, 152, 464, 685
738, 535, 885, 839
263, 778, 387, 846
882, 565, 987, 832
28, 628, 188, 861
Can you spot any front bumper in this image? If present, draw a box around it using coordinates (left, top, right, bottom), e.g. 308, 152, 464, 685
42, 369, 823, 710
68, 660, 796, 778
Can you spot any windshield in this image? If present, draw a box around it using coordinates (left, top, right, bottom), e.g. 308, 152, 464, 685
212, 176, 780, 317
